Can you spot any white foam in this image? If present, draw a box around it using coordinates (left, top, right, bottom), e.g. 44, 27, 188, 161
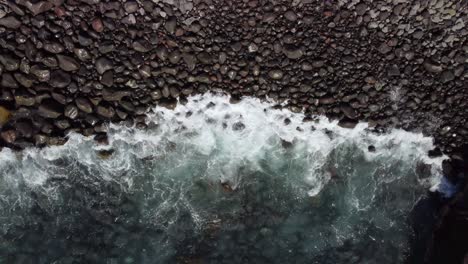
0, 93, 446, 199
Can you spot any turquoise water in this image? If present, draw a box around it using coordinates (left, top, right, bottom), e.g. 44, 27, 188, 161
0, 94, 443, 263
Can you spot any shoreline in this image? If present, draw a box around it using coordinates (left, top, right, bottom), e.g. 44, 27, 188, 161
0, 0, 467, 262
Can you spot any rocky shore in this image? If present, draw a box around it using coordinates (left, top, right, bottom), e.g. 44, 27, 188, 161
0, 0, 467, 262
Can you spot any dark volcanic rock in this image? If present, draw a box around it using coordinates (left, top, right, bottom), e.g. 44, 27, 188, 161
165, 16, 177, 34
124, 1, 139, 13
132, 40, 152, 53
340, 104, 358, 119
14, 73, 34, 88
424, 61, 443, 73
0, 16, 21, 29
64, 105, 79, 120
96, 105, 115, 118
1, 129, 16, 144
338, 119, 358, 129
44, 42, 65, 54
282, 45, 303, 59
1, 73, 18, 88
76, 98, 93, 114
30, 65, 51, 82
57, 55, 80, 72
268, 70, 284, 80
74, 48, 91, 61
49, 70, 71, 88
95, 57, 113, 74
101, 71, 114, 87
0, 54, 20, 71
92, 18, 104, 33
440, 71, 455, 83
284, 10, 297, 22
25, 1, 53, 15
38, 99, 63, 119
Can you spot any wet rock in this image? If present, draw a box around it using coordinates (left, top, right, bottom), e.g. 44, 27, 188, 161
428, 148, 442, 158
102, 88, 130, 101
49, 70, 71, 88
54, 119, 70, 130
64, 105, 79, 120
232, 122, 246, 131
0, 90, 13, 101
14, 73, 34, 88
96, 105, 115, 118
338, 119, 358, 129
30, 65, 50, 82
0, 54, 20, 71
1, 129, 16, 143
51, 93, 66, 105
268, 69, 284, 80
97, 149, 114, 159
0, 106, 11, 126
43, 42, 65, 54
76, 98, 93, 114
15, 121, 33, 138
340, 104, 358, 119
119, 100, 135, 112
139, 65, 151, 78
1, 73, 18, 88
57, 55, 80, 72
96, 57, 113, 74
0, 16, 21, 29
43, 57, 58, 68
38, 99, 63, 118
15, 95, 35, 106
319, 97, 335, 105
150, 90, 162, 100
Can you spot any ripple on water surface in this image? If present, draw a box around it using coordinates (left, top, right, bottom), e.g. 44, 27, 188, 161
0, 94, 445, 263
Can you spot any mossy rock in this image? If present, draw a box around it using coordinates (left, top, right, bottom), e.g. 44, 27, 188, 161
0, 106, 11, 126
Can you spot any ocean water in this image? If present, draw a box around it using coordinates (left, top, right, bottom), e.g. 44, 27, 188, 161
0, 94, 445, 263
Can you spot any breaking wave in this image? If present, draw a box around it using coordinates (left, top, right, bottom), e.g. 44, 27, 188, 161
0, 93, 445, 263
